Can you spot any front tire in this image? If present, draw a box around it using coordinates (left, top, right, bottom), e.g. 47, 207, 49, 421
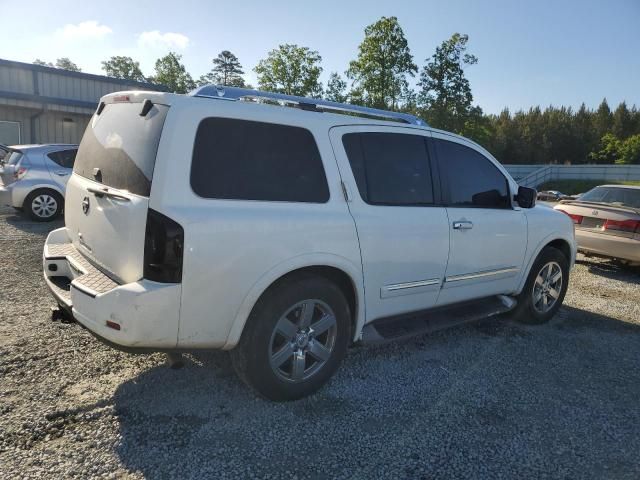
511, 246, 569, 324
24, 189, 63, 222
230, 275, 351, 401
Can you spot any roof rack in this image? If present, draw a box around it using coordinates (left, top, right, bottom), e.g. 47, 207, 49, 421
189, 85, 428, 127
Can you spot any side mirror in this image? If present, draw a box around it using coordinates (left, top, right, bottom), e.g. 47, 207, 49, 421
515, 186, 537, 208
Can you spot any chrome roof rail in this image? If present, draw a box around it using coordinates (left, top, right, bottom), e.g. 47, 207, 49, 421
189, 85, 428, 126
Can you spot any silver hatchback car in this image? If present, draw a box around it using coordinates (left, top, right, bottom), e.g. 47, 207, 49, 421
0, 144, 78, 221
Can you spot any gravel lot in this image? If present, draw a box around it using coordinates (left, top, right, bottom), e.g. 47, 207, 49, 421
1, 205, 639, 479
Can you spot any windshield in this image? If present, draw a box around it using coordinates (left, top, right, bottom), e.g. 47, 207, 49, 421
73, 102, 168, 197
579, 186, 640, 208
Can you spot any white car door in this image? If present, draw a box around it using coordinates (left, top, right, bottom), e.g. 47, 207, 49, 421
329, 126, 450, 322
430, 133, 527, 306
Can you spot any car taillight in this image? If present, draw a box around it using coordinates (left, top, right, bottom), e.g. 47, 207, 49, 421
14, 166, 28, 180
603, 218, 640, 233
556, 209, 583, 225
144, 209, 184, 283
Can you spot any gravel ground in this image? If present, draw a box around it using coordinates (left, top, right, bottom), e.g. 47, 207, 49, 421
1, 205, 639, 479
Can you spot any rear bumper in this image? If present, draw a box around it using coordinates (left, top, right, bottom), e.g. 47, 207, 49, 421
0, 183, 14, 207
43, 227, 181, 348
575, 229, 640, 263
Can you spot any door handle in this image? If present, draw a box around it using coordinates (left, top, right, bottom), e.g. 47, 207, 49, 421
453, 221, 473, 230
55, 171, 69, 176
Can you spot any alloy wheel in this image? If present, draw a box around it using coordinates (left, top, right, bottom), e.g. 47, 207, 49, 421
269, 299, 338, 383
532, 261, 563, 313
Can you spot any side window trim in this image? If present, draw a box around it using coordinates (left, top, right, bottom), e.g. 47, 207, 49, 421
433, 136, 512, 210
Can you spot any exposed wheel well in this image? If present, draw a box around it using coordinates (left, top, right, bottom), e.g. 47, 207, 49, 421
260, 266, 358, 334
545, 238, 571, 262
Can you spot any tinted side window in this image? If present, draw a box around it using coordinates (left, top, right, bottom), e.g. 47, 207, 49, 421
342, 132, 433, 205
47, 149, 77, 168
435, 139, 509, 208
191, 118, 329, 203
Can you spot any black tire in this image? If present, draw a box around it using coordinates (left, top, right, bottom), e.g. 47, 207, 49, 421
24, 189, 63, 222
510, 246, 569, 324
230, 274, 351, 401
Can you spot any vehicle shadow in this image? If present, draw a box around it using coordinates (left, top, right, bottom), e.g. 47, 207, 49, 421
2, 208, 63, 237
112, 306, 640, 478
575, 257, 640, 282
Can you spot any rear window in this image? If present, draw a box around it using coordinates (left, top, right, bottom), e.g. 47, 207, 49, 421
580, 187, 640, 208
190, 118, 329, 203
47, 149, 77, 169
74, 102, 168, 196
6, 151, 23, 166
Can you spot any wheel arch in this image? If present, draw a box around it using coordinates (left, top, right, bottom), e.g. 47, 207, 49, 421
19, 184, 65, 209
223, 254, 364, 350
517, 235, 575, 294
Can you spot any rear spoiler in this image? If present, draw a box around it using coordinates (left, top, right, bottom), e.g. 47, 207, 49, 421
559, 199, 640, 216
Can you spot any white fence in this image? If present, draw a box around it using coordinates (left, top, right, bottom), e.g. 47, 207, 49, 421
503, 164, 640, 188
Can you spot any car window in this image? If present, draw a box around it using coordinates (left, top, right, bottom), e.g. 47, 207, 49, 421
580, 187, 640, 208
47, 149, 77, 169
342, 132, 433, 205
191, 118, 329, 203
5, 151, 23, 166
435, 139, 510, 208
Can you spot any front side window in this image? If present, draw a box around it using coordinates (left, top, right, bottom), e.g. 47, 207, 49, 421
342, 132, 433, 205
435, 139, 510, 208
47, 149, 77, 168
191, 118, 329, 203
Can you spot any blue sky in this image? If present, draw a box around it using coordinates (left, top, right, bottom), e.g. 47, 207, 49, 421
1, 0, 638, 113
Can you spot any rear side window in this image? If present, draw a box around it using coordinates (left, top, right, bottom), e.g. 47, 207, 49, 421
435, 139, 510, 208
191, 118, 329, 203
47, 149, 77, 168
74, 102, 169, 197
342, 132, 433, 205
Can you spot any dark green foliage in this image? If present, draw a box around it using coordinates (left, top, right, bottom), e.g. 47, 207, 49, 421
197, 50, 246, 87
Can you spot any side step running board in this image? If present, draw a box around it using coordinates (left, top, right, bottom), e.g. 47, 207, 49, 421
361, 295, 516, 344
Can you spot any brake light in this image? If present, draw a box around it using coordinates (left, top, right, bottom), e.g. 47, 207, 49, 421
14, 166, 28, 180
556, 209, 583, 225
603, 218, 640, 233
144, 209, 184, 283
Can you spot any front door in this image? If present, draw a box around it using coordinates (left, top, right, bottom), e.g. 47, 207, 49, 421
431, 133, 527, 306
330, 126, 450, 322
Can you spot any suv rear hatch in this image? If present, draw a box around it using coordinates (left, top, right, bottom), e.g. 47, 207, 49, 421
65, 96, 169, 284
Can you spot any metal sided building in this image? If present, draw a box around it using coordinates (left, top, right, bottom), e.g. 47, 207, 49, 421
0, 58, 167, 146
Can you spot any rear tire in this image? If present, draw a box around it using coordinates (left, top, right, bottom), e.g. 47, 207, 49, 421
230, 274, 351, 401
24, 189, 63, 222
510, 246, 569, 324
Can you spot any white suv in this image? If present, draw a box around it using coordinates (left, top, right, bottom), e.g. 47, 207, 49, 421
43, 87, 576, 400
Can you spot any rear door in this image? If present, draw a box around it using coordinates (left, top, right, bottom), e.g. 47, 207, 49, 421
45, 148, 77, 189
65, 99, 168, 284
431, 133, 527, 306
330, 126, 450, 322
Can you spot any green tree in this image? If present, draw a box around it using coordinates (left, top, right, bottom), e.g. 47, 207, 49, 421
618, 134, 640, 164
594, 98, 613, 139
612, 101, 634, 139
33, 59, 54, 67
198, 50, 245, 87
589, 133, 622, 164
346, 16, 417, 109
153, 52, 195, 93
254, 44, 323, 97
55, 57, 81, 72
325, 72, 348, 103
101, 56, 146, 82
418, 33, 477, 133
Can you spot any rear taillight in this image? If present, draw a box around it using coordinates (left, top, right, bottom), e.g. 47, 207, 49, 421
603, 218, 640, 233
556, 209, 583, 225
14, 166, 28, 180
143, 209, 184, 283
